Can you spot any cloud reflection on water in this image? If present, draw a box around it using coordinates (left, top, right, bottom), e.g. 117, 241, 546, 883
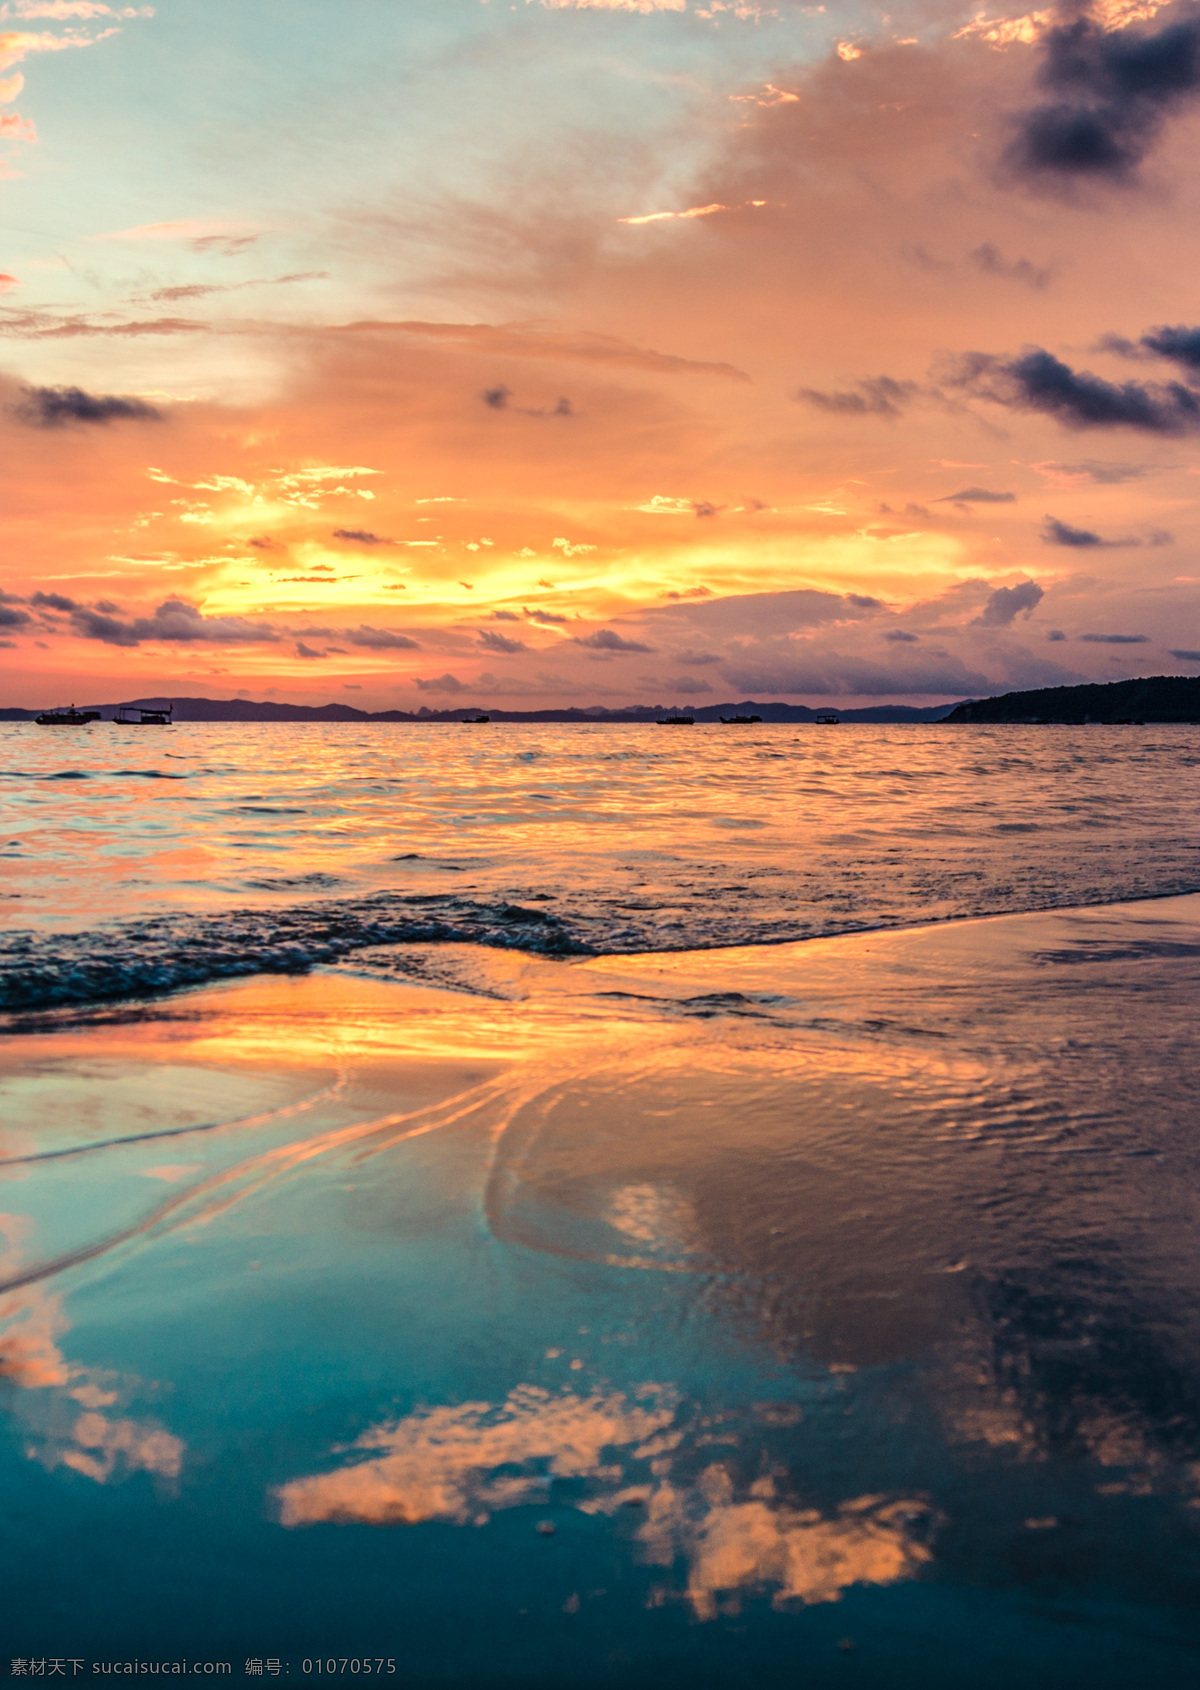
276, 1386, 939, 1616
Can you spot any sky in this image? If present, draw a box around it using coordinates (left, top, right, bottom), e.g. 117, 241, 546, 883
3, 0, 1200, 709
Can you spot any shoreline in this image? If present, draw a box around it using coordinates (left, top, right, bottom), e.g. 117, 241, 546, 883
3, 893, 1200, 1672
6, 881, 1200, 1022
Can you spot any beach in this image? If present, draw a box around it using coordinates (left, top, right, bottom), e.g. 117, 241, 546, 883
4, 892, 1200, 1684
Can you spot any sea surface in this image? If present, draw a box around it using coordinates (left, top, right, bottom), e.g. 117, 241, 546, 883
3, 723, 1200, 1685
3, 719, 1200, 1007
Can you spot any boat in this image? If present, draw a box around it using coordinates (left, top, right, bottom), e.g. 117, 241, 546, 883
815, 713, 841, 725
462, 715, 490, 724
114, 702, 173, 725
34, 704, 100, 726
719, 714, 762, 725
656, 715, 694, 725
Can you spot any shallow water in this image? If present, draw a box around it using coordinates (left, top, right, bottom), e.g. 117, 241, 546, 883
5, 721, 1200, 1008
2, 899, 1200, 1683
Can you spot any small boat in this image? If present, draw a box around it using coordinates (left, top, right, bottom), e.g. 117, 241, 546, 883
719, 714, 762, 725
114, 702, 173, 725
815, 713, 841, 725
462, 715, 490, 724
35, 704, 100, 726
657, 715, 694, 725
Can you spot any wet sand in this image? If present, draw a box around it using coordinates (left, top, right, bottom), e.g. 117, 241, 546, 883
3, 897, 1200, 1685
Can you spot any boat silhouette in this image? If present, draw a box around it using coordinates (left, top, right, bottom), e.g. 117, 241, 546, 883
114, 702, 173, 725
35, 704, 100, 726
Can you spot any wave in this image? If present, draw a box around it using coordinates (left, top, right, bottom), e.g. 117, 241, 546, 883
0, 893, 593, 1013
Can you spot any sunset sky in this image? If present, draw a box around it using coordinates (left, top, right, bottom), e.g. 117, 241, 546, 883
4, 0, 1200, 709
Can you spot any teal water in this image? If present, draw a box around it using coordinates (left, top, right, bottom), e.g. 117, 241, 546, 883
2, 900, 1200, 1684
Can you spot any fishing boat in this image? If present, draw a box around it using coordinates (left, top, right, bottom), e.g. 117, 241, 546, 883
815, 713, 841, 725
719, 714, 762, 724
462, 715, 490, 724
114, 702, 173, 725
34, 704, 100, 726
656, 715, 694, 725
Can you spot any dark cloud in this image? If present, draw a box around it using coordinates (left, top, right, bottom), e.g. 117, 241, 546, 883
492, 610, 522, 622
67, 599, 277, 647
884, 630, 919, 643
13, 385, 163, 428
344, 625, 420, 649
477, 628, 527, 654
1169, 648, 1200, 660
414, 673, 467, 693
524, 607, 568, 625
296, 641, 324, 659
29, 591, 77, 612
0, 605, 31, 628
1004, 14, 1200, 184
1079, 631, 1149, 643
949, 347, 1200, 432
692, 501, 722, 518
1139, 323, 1200, 371
672, 676, 712, 695
573, 629, 655, 654
935, 486, 1017, 504
248, 536, 283, 552
969, 243, 1051, 289
333, 528, 396, 546
662, 586, 713, 601
1048, 630, 1068, 641
674, 649, 722, 666
972, 580, 1045, 627
1041, 515, 1104, 546
795, 376, 918, 418
1040, 514, 1165, 547
481, 384, 572, 418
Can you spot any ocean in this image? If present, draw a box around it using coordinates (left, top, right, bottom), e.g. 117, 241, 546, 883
2, 722, 1200, 1686
4, 720, 1200, 1006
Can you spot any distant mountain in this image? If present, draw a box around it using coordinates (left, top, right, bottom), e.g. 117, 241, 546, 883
1, 694, 969, 725
946, 676, 1200, 724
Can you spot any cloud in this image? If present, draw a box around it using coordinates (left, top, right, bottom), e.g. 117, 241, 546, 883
948, 347, 1200, 432
29, 590, 75, 610
795, 376, 918, 418
1169, 648, 1200, 660
574, 628, 655, 653
1032, 459, 1156, 484
12, 384, 162, 427
524, 607, 568, 624
671, 675, 712, 693
414, 673, 467, 693
1139, 323, 1200, 371
333, 527, 396, 546
481, 384, 573, 418
478, 628, 527, 654
1079, 631, 1149, 642
884, 629, 919, 643
68, 597, 277, 646
0, 603, 31, 627
1040, 514, 1163, 546
969, 243, 1051, 289
345, 319, 750, 383
295, 641, 324, 659
972, 580, 1044, 626
248, 535, 282, 551
1004, 14, 1200, 184
721, 652, 994, 698
344, 625, 420, 649
934, 486, 1016, 503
